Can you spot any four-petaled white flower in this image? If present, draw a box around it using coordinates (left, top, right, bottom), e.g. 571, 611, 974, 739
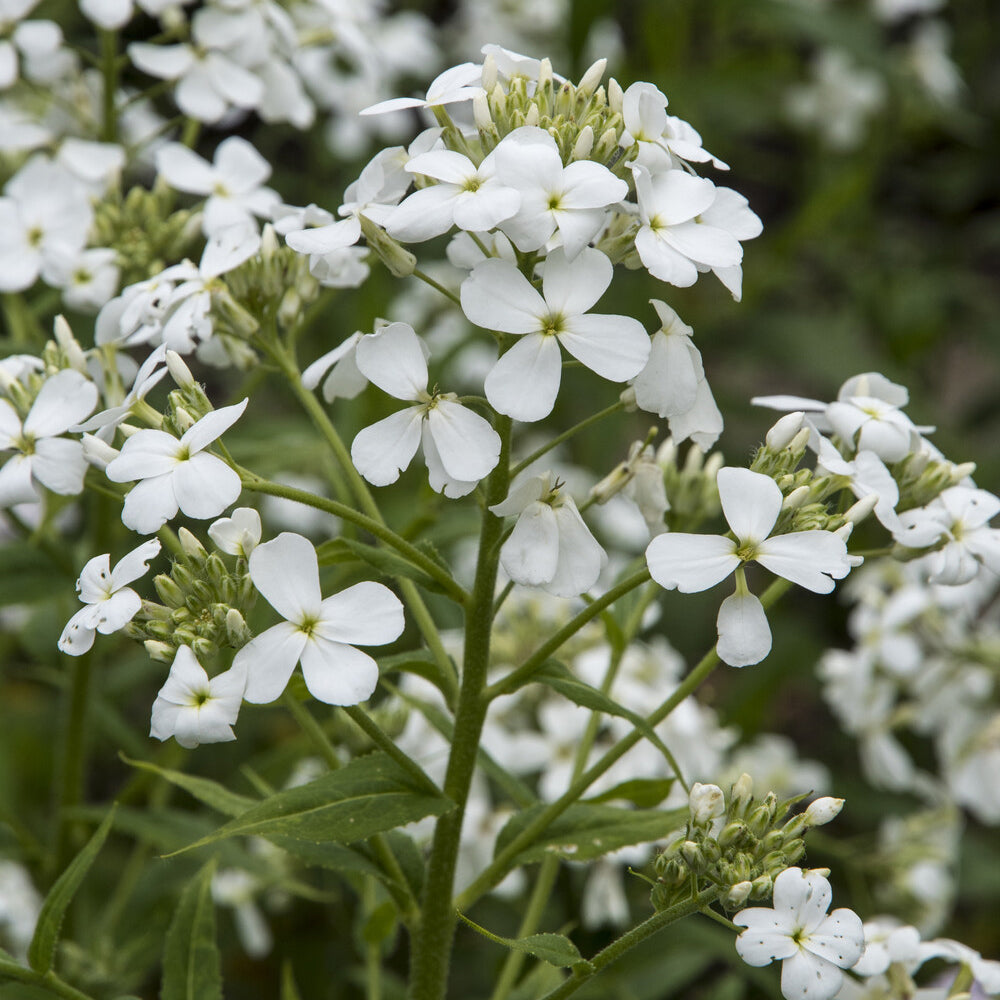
105, 398, 248, 534
734, 867, 865, 1000
646, 467, 853, 666
0, 368, 97, 507
234, 532, 405, 706
350, 322, 501, 498
58, 538, 161, 655
150, 645, 246, 748
209, 506, 262, 558
460, 247, 650, 422
490, 472, 606, 597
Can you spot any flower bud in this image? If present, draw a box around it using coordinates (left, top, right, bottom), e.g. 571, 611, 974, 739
762, 829, 787, 853
473, 92, 493, 131
573, 125, 595, 160
679, 840, 706, 873
577, 58, 607, 96
844, 495, 878, 525
173, 405, 196, 432
952, 461, 976, 482
725, 881, 753, 909
260, 222, 279, 261
729, 773, 754, 817
166, 350, 195, 389
781, 485, 810, 511
144, 639, 174, 663
226, 608, 252, 647
178, 527, 208, 562
689, 783, 726, 826
766, 412, 806, 451
750, 874, 773, 899
718, 821, 755, 852
481, 53, 497, 91
524, 104, 540, 127
607, 77, 623, 113
81, 433, 119, 469
803, 797, 845, 828
154, 574, 186, 609
784, 839, 806, 864
53, 315, 87, 371
191, 636, 216, 660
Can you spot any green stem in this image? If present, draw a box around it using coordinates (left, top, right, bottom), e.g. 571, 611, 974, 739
342, 705, 439, 794
52, 653, 93, 876
484, 569, 652, 701
510, 401, 624, 478
281, 691, 340, 770
407, 416, 512, 1000
364, 879, 383, 1000
536, 888, 720, 1000
412, 268, 461, 308
99, 29, 118, 143
0, 966, 98, 1000
460, 579, 793, 907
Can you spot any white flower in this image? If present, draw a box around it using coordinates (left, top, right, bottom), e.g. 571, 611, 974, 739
629, 299, 724, 450
490, 473, 607, 597
386, 148, 520, 243
350, 322, 501, 497
150, 645, 246, 748
234, 532, 405, 705
360, 61, 484, 116
301, 332, 368, 403
105, 398, 248, 534
646, 467, 853, 666
825, 395, 918, 464
58, 538, 161, 655
209, 507, 262, 557
493, 126, 627, 259
460, 247, 649, 422
155, 138, 279, 237
734, 867, 865, 1000
0, 369, 97, 506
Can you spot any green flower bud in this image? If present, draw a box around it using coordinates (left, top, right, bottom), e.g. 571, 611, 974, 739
679, 841, 706, 873
178, 527, 208, 562
718, 821, 755, 852
154, 574, 186, 608
144, 640, 175, 663
359, 214, 416, 277
725, 881, 753, 909
191, 637, 216, 660
729, 773, 755, 818
226, 608, 252, 647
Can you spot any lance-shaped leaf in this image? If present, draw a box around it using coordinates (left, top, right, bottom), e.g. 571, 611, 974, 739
121, 754, 256, 816
169, 752, 452, 855
457, 912, 590, 969
495, 802, 687, 865
162, 860, 222, 1000
28, 806, 116, 973
586, 777, 675, 808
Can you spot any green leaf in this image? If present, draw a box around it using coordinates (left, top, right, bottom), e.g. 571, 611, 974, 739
169, 753, 453, 855
361, 900, 398, 947
586, 778, 675, 809
162, 860, 222, 1000
495, 802, 687, 865
120, 755, 257, 817
533, 662, 680, 766
28, 805, 116, 974
456, 913, 588, 969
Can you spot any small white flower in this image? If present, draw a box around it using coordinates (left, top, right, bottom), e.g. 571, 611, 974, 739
301, 332, 368, 403
360, 61, 484, 116
209, 507, 262, 557
235, 532, 405, 706
490, 473, 607, 597
734, 866, 865, 1000
350, 322, 501, 498
461, 247, 649, 422
58, 538, 161, 655
646, 467, 853, 666
688, 782, 725, 825
150, 645, 246, 748
105, 398, 247, 534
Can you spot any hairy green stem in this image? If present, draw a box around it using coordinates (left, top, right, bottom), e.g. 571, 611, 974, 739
342, 705, 438, 794
412, 268, 462, 308
536, 888, 720, 1000
510, 401, 624, 478
0, 965, 98, 1000
99, 29, 118, 143
407, 415, 512, 1000
52, 653, 93, 876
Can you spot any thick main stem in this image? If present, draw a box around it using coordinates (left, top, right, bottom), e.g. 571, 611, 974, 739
407, 416, 512, 1000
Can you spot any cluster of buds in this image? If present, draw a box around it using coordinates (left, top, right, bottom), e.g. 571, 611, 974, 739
219, 225, 321, 339
651, 776, 844, 911
470, 55, 627, 172
91, 185, 201, 286
657, 439, 724, 534
125, 527, 255, 663
892, 451, 977, 521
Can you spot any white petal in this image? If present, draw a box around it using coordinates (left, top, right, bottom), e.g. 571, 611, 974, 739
105, 429, 179, 482
180, 398, 248, 455
285, 218, 361, 255
775, 868, 832, 930
559, 313, 650, 383
208, 508, 261, 557
214, 136, 271, 192
316, 581, 405, 646
489, 475, 548, 517
200, 224, 260, 278
718, 467, 781, 543
635, 228, 699, 287
93, 588, 141, 633
0, 453, 37, 506
121, 475, 179, 534
755, 532, 850, 594
734, 911, 798, 965
500, 501, 559, 586
716, 591, 771, 667
354, 323, 427, 401
58, 607, 97, 656
646, 533, 738, 593
300, 639, 379, 706
780, 950, 842, 1000
421, 423, 478, 499
24, 370, 98, 437
172, 453, 242, 520
155, 142, 215, 195
248, 532, 323, 622
31, 437, 87, 495
807, 910, 866, 968
128, 42, 192, 80
425, 399, 500, 483
109, 538, 161, 589
351, 408, 423, 487
484, 333, 562, 422
540, 247, 611, 318
236, 621, 307, 704
631, 328, 699, 418
662, 221, 742, 268
460, 259, 545, 335
385, 185, 456, 243
560, 160, 628, 210
547, 499, 606, 597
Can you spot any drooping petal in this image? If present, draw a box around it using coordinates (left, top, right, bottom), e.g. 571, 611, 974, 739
460, 259, 545, 335
316, 581, 405, 647
237, 620, 308, 704
500, 501, 559, 586
58, 607, 97, 655
484, 333, 562, 422
425, 399, 500, 483
716, 591, 772, 667
120, 474, 179, 534
421, 423, 479, 499
646, 532, 739, 593
354, 323, 427, 401
173, 452, 242, 520
31, 436, 87, 495
779, 950, 842, 1000
755, 531, 851, 594
489, 474, 549, 518
718, 467, 782, 544
547, 499, 606, 597
662, 220, 742, 268
300, 638, 379, 706
635, 228, 699, 287
0, 453, 37, 506
248, 532, 322, 621
631, 327, 699, 418
285, 218, 361, 255
351, 408, 424, 487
